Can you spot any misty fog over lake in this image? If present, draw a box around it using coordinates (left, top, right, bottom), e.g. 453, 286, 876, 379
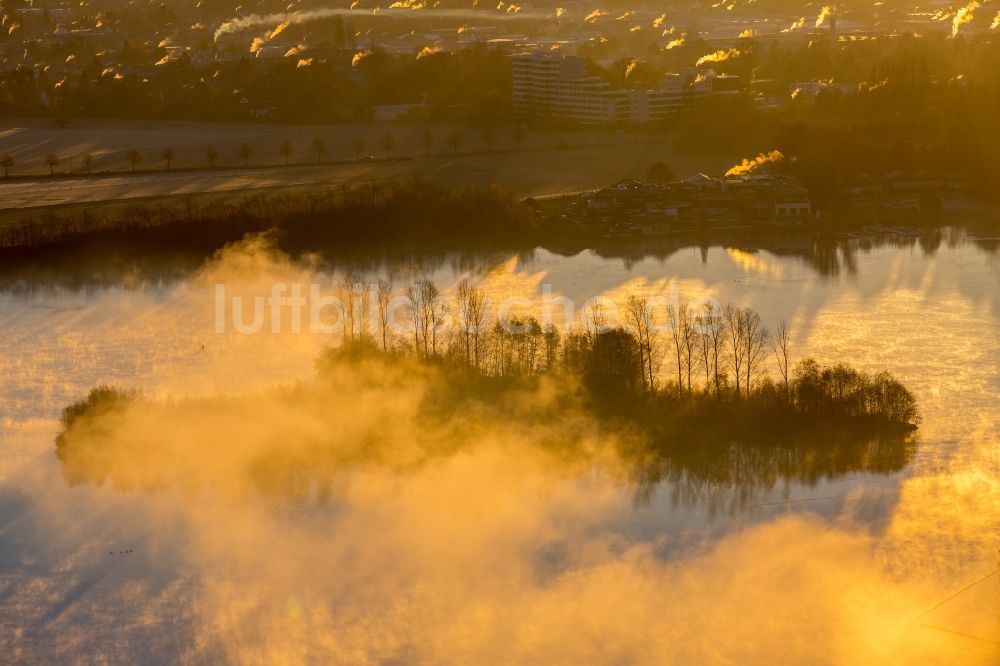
1, 231, 997, 662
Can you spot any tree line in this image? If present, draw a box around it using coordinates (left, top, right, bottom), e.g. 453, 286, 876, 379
330, 275, 920, 428
1, 43, 510, 127
0, 123, 527, 178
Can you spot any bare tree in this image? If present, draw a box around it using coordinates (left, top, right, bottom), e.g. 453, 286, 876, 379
582, 301, 609, 339
447, 129, 463, 154
624, 295, 661, 392
740, 307, 770, 399
237, 143, 253, 167
723, 304, 745, 398
511, 316, 543, 375
339, 274, 357, 345
45, 152, 60, 174
379, 132, 396, 159
697, 310, 712, 389
681, 309, 697, 392
280, 140, 294, 165
772, 318, 792, 402
697, 301, 727, 396
423, 279, 446, 357
338, 273, 369, 345
406, 279, 441, 358
311, 137, 326, 164
81, 154, 93, 173
666, 302, 690, 397
374, 278, 394, 352
487, 320, 512, 377
1, 153, 13, 177
542, 323, 560, 372
406, 281, 426, 357
125, 149, 141, 172
456, 279, 488, 368
161, 146, 175, 170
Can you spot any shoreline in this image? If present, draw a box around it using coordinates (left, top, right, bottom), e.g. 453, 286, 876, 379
1, 180, 996, 292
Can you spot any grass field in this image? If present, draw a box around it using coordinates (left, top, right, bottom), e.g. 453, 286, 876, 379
0, 119, 736, 215
0, 118, 669, 175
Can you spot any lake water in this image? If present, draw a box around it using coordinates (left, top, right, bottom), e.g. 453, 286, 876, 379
1, 230, 998, 662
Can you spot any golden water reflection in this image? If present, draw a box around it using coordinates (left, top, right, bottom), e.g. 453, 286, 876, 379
0, 233, 998, 662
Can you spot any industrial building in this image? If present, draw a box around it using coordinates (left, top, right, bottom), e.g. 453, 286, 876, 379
575, 172, 814, 236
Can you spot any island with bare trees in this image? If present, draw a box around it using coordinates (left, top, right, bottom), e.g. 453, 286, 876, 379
55, 281, 919, 496
318, 276, 919, 434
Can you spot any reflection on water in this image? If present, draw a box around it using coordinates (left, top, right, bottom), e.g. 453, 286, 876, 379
633, 434, 917, 514
0, 230, 998, 661
2, 227, 998, 293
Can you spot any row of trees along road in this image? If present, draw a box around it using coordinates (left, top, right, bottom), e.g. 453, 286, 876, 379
1, 126, 528, 177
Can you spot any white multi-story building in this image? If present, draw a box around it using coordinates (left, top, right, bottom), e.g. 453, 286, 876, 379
512, 53, 718, 124
512, 52, 628, 124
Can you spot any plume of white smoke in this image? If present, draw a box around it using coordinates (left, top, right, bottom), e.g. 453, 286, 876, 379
215, 7, 544, 41
13, 326, 998, 663
951, 1, 979, 37
416, 44, 443, 58
352, 48, 376, 67
267, 20, 291, 40
815, 5, 834, 28
725, 150, 785, 176
696, 48, 741, 66
782, 17, 807, 33
666, 34, 686, 49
